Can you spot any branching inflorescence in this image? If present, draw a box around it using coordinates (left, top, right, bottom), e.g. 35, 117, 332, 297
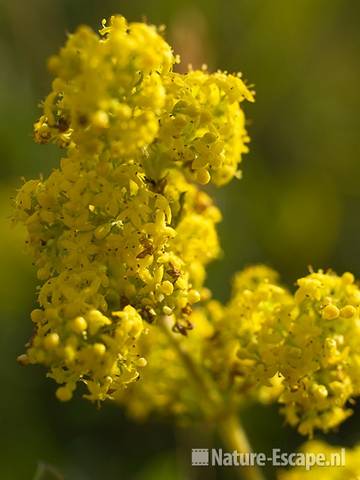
14, 14, 360, 455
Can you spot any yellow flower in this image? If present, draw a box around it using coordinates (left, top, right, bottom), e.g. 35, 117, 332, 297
278, 270, 360, 436
207, 267, 360, 437
15, 15, 360, 444
15, 15, 252, 402
148, 69, 254, 186
205, 266, 293, 396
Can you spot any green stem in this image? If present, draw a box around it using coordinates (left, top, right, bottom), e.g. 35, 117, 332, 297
218, 414, 266, 480
160, 317, 266, 480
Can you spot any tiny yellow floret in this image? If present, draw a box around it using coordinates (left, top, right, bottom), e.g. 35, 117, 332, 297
340, 305, 356, 318
342, 272, 355, 285
136, 357, 147, 367
160, 281, 174, 296
322, 304, 340, 320
71, 316, 88, 333
196, 169, 211, 185
93, 343, 106, 356
188, 289, 201, 304
56, 386, 73, 402
44, 333, 60, 350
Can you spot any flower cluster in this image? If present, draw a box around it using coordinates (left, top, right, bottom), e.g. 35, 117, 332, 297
205, 265, 292, 399
210, 267, 360, 436
279, 271, 360, 436
34, 16, 174, 153
16, 14, 360, 444
15, 15, 252, 402
150, 69, 253, 185
34, 15, 253, 186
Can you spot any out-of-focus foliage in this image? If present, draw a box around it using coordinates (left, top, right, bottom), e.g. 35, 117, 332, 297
1, 0, 360, 479
33, 462, 64, 480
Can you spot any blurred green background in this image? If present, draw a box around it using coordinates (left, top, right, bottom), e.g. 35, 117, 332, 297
1, 0, 360, 478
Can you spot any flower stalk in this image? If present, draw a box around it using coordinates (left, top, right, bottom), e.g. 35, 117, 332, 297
160, 317, 265, 480
218, 414, 265, 480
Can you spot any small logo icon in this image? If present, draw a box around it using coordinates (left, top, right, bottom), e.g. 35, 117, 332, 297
192, 449, 209, 466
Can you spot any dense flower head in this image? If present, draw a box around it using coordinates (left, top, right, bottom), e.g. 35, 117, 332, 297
278, 270, 360, 436
149, 69, 253, 185
15, 144, 220, 401
34, 15, 253, 186
15, 14, 251, 402
35, 15, 175, 154
204, 265, 293, 397
206, 267, 360, 436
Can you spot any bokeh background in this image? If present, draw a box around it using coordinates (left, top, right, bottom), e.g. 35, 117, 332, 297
1, 0, 360, 478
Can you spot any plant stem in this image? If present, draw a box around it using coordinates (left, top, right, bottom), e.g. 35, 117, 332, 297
218, 414, 266, 480
160, 317, 266, 480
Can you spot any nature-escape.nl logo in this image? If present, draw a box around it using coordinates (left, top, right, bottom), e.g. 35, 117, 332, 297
191, 448, 346, 470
